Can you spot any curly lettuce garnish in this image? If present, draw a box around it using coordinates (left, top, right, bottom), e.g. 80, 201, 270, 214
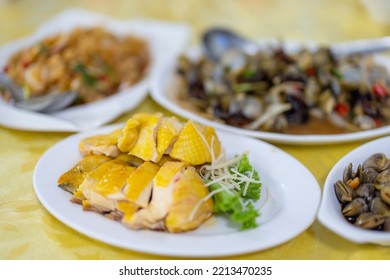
200, 153, 262, 230
209, 182, 259, 230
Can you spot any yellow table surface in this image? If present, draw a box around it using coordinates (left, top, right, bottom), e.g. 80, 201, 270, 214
1, 0, 389, 260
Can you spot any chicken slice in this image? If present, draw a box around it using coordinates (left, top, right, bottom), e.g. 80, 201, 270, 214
155, 116, 184, 162
128, 113, 163, 162
116, 161, 160, 222
124, 161, 188, 230
115, 153, 144, 167
166, 168, 214, 233
117, 118, 140, 153
156, 155, 177, 166
170, 120, 222, 165
77, 159, 135, 213
116, 162, 160, 224
116, 201, 139, 223
79, 129, 122, 157
57, 154, 111, 194
124, 161, 160, 208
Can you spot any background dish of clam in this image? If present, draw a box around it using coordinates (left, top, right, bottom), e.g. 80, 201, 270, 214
0, 9, 190, 132
33, 123, 321, 257
318, 136, 390, 245
150, 39, 390, 145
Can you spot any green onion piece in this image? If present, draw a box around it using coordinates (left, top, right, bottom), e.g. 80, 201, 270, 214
331, 67, 343, 79
233, 82, 268, 92
74, 63, 97, 87
242, 69, 256, 79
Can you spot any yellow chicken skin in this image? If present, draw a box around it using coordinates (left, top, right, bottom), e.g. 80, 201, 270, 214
117, 118, 140, 153
156, 116, 183, 162
124, 161, 160, 208
70, 155, 140, 204
156, 155, 177, 166
116, 201, 139, 222
79, 129, 122, 157
128, 113, 162, 162
115, 153, 144, 167
77, 159, 135, 213
170, 120, 222, 165
57, 154, 112, 194
124, 161, 188, 231
166, 168, 214, 233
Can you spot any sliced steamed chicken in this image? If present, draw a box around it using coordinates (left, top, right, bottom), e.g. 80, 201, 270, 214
114, 153, 144, 167
117, 114, 184, 164
79, 129, 122, 157
124, 161, 187, 230
123, 113, 162, 162
117, 118, 140, 153
124, 161, 160, 208
120, 161, 160, 224
123, 161, 213, 232
155, 116, 184, 162
57, 154, 112, 194
165, 168, 214, 233
170, 120, 222, 165
63, 113, 222, 233
76, 159, 135, 219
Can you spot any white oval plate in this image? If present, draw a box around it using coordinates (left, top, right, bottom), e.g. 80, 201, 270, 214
0, 8, 189, 132
150, 40, 390, 145
33, 123, 321, 257
318, 136, 390, 245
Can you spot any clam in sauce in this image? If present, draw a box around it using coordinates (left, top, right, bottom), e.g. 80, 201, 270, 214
174, 46, 390, 135
335, 153, 390, 231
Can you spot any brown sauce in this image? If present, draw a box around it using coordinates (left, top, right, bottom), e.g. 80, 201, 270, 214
175, 98, 350, 135
285, 117, 348, 135
169, 77, 352, 136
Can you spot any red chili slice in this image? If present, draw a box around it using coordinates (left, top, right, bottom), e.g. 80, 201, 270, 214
306, 67, 315, 76
372, 83, 388, 99
98, 75, 107, 81
335, 102, 350, 117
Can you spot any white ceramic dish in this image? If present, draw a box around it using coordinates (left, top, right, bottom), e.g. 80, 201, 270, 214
33, 123, 321, 257
150, 41, 390, 145
0, 8, 189, 132
318, 136, 390, 245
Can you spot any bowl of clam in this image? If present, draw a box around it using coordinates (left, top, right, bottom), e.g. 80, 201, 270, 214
318, 136, 390, 245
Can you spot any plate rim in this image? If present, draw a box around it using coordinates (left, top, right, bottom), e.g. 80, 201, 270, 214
0, 8, 190, 132
33, 123, 321, 257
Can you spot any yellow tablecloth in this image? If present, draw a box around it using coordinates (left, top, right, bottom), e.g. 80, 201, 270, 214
1, 0, 389, 259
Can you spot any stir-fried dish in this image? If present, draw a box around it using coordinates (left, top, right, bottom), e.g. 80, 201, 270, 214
174, 46, 390, 134
58, 113, 262, 233
1, 27, 149, 104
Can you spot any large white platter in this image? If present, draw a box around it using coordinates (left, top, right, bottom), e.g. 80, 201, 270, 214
150, 41, 390, 145
318, 136, 390, 245
0, 8, 189, 132
33, 123, 321, 257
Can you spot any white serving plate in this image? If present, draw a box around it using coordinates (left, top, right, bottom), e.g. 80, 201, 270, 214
0, 8, 189, 132
150, 40, 390, 145
318, 136, 390, 245
33, 123, 321, 257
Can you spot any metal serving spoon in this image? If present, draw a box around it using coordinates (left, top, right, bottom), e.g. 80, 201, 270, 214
0, 73, 77, 113
203, 27, 390, 62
